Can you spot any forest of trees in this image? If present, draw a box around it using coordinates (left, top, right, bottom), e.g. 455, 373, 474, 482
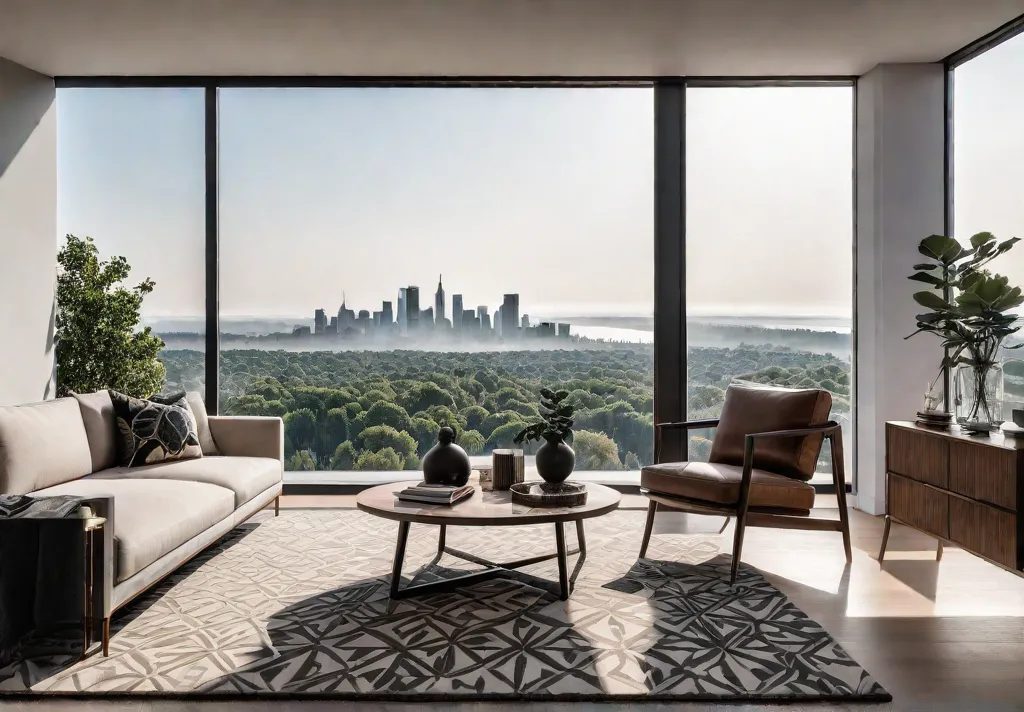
159, 342, 850, 473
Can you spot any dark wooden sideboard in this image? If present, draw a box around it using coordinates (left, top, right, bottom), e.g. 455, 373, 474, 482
883, 421, 1023, 575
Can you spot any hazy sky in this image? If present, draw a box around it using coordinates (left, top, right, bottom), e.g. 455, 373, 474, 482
57, 40, 1024, 326
954, 32, 1024, 285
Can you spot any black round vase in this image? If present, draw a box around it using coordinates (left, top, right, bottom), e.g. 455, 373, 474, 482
421, 426, 471, 486
535, 437, 575, 485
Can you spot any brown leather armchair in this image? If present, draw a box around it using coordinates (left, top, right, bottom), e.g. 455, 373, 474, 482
639, 384, 852, 584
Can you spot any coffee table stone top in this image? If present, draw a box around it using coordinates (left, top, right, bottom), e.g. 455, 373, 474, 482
356, 480, 621, 526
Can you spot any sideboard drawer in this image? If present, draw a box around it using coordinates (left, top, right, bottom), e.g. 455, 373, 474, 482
886, 425, 948, 488
949, 497, 1017, 569
949, 441, 1018, 511
888, 473, 949, 539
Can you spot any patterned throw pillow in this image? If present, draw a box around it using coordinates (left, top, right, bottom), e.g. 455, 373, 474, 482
109, 391, 203, 467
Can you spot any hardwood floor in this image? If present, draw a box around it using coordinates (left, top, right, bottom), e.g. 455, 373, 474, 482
9, 494, 1024, 711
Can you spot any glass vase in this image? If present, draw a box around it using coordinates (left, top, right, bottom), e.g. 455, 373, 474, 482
954, 362, 1004, 432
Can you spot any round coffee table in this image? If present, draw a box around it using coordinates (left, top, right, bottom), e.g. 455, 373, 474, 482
357, 481, 621, 600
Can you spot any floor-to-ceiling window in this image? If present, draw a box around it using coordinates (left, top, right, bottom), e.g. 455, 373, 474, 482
58, 88, 206, 397
216, 87, 654, 481
953, 32, 1024, 415
684, 85, 854, 484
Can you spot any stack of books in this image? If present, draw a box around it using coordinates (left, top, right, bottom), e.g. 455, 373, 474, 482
397, 482, 474, 506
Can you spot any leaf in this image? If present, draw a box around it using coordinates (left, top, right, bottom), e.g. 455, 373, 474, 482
913, 291, 951, 310
908, 271, 944, 286
970, 231, 996, 248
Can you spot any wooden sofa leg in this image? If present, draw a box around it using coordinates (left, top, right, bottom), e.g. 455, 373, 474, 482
274, 496, 280, 517
102, 616, 110, 657
639, 500, 657, 559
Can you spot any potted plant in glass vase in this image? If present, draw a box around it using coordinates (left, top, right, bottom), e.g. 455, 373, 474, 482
908, 232, 1023, 433
514, 388, 575, 486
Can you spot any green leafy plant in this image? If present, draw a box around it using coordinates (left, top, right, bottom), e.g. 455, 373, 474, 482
55, 234, 166, 398
513, 387, 575, 445
907, 232, 1024, 420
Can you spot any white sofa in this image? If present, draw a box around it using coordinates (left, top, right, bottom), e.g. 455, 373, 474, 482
0, 393, 283, 655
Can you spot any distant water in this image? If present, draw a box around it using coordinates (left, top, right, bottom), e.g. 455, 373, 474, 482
572, 316, 851, 344
573, 325, 653, 343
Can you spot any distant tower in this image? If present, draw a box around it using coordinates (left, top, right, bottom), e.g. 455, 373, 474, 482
397, 288, 407, 332
382, 301, 394, 327
435, 275, 445, 325
452, 294, 464, 331
337, 293, 355, 334
421, 306, 434, 327
502, 294, 520, 336
521, 314, 530, 330
407, 286, 420, 331
314, 308, 326, 335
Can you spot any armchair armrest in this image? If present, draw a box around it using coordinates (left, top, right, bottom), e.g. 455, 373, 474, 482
654, 419, 720, 463
734, 420, 842, 515
208, 416, 284, 463
656, 418, 720, 431
744, 421, 841, 441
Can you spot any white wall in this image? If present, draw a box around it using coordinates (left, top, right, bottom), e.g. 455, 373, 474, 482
0, 58, 56, 405
855, 63, 947, 515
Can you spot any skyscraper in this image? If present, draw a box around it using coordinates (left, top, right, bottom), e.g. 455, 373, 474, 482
421, 306, 433, 327
382, 301, 393, 327
501, 294, 520, 336
521, 314, 530, 330
407, 286, 420, 331
452, 294, 463, 330
397, 288, 407, 332
337, 294, 355, 334
314, 308, 326, 335
434, 275, 445, 325
495, 305, 503, 336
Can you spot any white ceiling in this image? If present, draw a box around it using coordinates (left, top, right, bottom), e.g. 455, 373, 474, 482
0, 0, 1022, 78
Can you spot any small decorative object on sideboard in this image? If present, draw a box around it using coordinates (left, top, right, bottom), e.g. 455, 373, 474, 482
511, 481, 588, 508
1003, 409, 1024, 437
907, 232, 1023, 434
421, 426, 471, 487
491, 449, 524, 491
514, 387, 575, 484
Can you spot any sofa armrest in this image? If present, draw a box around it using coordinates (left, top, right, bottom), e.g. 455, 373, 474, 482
208, 416, 284, 462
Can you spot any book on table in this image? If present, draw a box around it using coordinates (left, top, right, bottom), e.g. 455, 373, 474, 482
397, 482, 474, 506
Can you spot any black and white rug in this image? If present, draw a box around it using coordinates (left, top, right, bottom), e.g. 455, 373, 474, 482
0, 509, 889, 701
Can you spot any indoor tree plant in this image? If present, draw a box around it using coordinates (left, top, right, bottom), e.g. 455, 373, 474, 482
55, 234, 166, 397
908, 232, 1023, 431
514, 387, 576, 484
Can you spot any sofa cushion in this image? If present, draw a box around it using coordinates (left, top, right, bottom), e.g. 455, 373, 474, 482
0, 398, 93, 495
31, 476, 234, 582
72, 390, 118, 472
641, 461, 816, 511
101, 456, 281, 508
185, 392, 219, 456
110, 391, 203, 467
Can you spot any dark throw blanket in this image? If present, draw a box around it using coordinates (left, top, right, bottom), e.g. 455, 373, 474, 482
0, 495, 86, 665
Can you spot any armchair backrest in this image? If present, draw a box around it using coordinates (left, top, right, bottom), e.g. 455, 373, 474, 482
708, 384, 832, 481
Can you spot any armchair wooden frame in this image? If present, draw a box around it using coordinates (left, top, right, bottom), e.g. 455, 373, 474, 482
639, 418, 852, 585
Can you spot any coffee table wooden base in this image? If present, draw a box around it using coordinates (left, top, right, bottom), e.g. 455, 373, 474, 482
389, 520, 587, 601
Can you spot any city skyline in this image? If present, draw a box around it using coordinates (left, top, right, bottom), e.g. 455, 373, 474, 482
299, 274, 567, 340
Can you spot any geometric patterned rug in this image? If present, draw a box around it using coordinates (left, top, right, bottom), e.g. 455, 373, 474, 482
0, 509, 890, 701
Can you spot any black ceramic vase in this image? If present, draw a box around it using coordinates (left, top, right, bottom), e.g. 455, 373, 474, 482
535, 435, 575, 485
421, 426, 471, 486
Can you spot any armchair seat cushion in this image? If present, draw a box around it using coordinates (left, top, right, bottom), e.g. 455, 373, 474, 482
641, 461, 815, 511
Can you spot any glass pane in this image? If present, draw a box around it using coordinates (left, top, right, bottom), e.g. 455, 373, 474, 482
954, 34, 1024, 415
685, 87, 854, 483
218, 87, 654, 481
58, 88, 206, 398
